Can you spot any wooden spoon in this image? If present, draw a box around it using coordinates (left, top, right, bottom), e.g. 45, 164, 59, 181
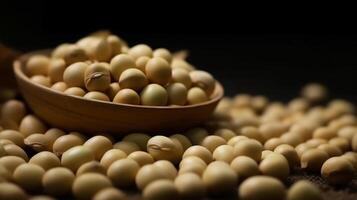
13, 50, 224, 134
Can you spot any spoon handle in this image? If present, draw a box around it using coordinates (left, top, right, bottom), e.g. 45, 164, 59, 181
0, 43, 21, 88
0, 44, 21, 101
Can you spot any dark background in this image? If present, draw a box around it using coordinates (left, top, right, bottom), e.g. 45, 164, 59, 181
1, 4, 357, 200
1, 2, 357, 102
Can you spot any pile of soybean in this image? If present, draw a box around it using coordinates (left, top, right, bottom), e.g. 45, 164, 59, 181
25, 32, 216, 106
1, 82, 357, 200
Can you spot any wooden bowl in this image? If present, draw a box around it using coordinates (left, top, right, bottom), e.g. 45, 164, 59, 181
13, 50, 224, 135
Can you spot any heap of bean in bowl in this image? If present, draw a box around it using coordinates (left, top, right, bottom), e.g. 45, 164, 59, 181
24, 32, 216, 106
0, 82, 356, 200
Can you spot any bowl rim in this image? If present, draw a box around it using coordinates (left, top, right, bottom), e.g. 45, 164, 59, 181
13, 50, 224, 110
